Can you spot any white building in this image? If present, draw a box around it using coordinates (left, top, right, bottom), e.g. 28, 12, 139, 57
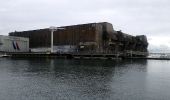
0, 35, 29, 52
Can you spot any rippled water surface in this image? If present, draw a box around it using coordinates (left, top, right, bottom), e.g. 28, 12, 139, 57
0, 58, 170, 100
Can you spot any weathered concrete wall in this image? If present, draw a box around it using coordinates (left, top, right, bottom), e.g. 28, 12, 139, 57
9, 22, 148, 56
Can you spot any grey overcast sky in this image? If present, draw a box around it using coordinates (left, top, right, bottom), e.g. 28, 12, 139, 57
0, 0, 170, 52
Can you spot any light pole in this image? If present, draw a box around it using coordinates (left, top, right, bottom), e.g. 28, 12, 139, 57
49, 26, 65, 53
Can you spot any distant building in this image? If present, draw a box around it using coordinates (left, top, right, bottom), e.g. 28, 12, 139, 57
9, 22, 148, 56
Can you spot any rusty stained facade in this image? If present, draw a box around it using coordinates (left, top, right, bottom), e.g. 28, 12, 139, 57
9, 22, 148, 56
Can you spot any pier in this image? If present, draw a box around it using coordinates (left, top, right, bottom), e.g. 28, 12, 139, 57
0, 51, 165, 60
3, 52, 169, 60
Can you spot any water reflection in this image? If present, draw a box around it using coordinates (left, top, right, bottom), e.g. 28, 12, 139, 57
0, 58, 150, 100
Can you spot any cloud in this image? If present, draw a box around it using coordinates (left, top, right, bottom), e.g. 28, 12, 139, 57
0, 0, 170, 51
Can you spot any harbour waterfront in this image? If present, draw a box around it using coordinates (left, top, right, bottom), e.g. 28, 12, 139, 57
0, 58, 170, 100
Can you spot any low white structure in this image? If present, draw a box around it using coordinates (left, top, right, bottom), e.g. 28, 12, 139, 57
53, 45, 77, 53
0, 35, 29, 52
31, 45, 77, 53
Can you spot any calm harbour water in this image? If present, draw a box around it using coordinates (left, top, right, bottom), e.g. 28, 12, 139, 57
0, 58, 170, 100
